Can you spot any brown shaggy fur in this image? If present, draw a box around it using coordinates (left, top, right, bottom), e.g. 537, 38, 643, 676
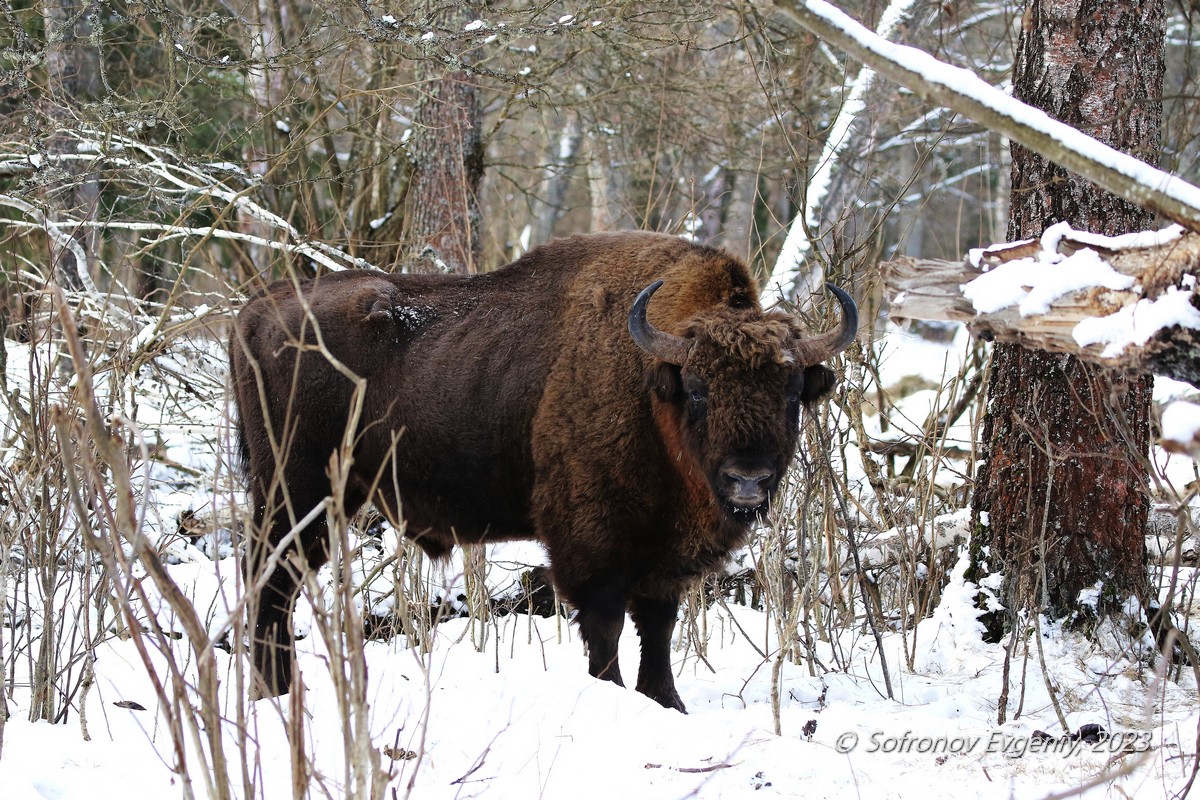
230, 231, 854, 711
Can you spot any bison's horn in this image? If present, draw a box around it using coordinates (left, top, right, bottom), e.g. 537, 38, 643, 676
629, 280, 692, 366
796, 283, 859, 364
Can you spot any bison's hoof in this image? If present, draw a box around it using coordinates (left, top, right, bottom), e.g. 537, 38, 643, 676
639, 683, 687, 713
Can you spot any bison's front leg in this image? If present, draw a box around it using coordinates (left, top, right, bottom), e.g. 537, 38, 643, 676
572, 580, 628, 688
631, 594, 686, 712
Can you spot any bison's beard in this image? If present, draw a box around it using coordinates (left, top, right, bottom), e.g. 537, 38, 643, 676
723, 498, 771, 526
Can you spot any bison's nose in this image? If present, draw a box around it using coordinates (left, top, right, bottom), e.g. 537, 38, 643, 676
721, 465, 775, 507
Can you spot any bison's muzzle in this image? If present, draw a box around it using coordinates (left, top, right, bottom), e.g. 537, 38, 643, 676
719, 461, 776, 510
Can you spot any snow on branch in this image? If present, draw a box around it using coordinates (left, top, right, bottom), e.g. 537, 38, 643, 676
881, 223, 1200, 389
768, 0, 919, 305
0, 128, 386, 361
773, 0, 1200, 229
0, 193, 100, 296
3, 127, 379, 276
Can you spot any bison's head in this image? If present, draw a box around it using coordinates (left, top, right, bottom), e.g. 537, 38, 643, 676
629, 281, 857, 523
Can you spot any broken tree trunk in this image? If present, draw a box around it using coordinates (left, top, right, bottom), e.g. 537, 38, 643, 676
881, 226, 1200, 389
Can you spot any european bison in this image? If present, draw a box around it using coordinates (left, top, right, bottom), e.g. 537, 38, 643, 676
231, 231, 856, 711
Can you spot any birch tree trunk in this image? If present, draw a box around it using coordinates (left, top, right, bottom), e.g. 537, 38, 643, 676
241, 0, 289, 275
42, 0, 100, 293
968, 0, 1163, 637
768, 0, 918, 303
530, 113, 583, 248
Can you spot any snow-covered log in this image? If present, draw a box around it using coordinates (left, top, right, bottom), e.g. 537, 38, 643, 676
882, 223, 1200, 389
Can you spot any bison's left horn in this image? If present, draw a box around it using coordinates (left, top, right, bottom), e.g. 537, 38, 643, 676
629, 280, 691, 366
796, 283, 859, 364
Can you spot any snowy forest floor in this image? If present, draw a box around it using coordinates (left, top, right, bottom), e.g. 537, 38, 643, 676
2, 320, 1200, 800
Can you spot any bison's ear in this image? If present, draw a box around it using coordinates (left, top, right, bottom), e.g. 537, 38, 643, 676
800, 364, 837, 405
645, 362, 682, 403
365, 298, 393, 324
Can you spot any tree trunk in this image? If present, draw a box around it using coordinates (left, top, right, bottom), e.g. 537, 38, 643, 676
241, 0, 289, 275
42, 0, 100, 293
969, 0, 1163, 638
692, 165, 729, 248
402, 2, 484, 275
530, 113, 583, 248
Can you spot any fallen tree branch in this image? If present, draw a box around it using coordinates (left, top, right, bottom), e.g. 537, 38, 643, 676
863, 438, 972, 461
881, 226, 1200, 388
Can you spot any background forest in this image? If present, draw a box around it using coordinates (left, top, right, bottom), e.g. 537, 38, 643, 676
3, 1, 1200, 799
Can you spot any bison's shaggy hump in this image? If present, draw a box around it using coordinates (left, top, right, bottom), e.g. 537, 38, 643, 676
231, 230, 857, 711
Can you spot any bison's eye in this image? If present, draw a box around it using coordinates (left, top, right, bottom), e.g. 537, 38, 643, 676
684, 383, 708, 420
786, 390, 801, 419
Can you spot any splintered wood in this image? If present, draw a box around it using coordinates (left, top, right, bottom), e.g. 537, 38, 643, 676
881, 229, 1200, 389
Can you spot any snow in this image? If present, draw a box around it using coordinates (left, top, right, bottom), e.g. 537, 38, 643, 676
961, 246, 1134, 316
796, 0, 1200, 217
3, 548, 1192, 800
959, 221, 1200, 357
2, 300, 1199, 800
1162, 401, 1200, 448
463, 19, 485, 32
1053, 223, 1186, 252
1074, 286, 1200, 357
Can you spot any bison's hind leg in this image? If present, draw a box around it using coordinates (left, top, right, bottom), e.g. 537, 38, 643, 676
631, 594, 686, 712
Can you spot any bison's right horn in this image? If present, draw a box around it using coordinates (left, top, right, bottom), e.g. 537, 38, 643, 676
629, 280, 691, 366
794, 283, 859, 364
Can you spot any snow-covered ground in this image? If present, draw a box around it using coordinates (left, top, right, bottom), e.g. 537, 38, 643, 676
3, 549, 1196, 800
2, 317, 1198, 800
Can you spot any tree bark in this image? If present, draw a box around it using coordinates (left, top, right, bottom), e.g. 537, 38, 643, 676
42, 0, 100, 293
402, 2, 484, 275
691, 166, 728, 248
240, 0, 290, 275
969, 0, 1163, 638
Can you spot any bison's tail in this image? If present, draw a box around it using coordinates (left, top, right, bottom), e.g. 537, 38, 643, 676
233, 407, 251, 480
229, 326, 252, 481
